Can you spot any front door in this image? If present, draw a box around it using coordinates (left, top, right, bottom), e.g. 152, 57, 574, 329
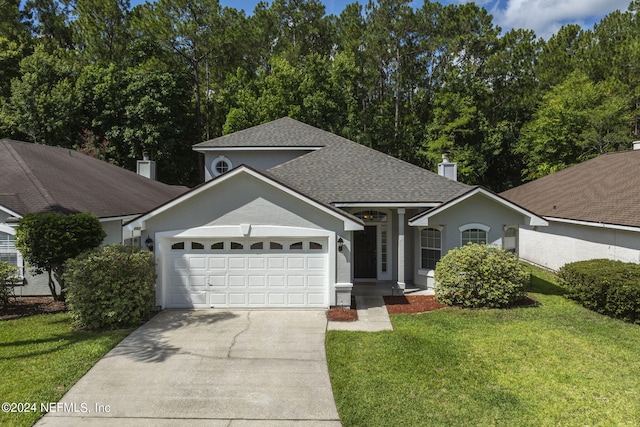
354, 225, 377, 278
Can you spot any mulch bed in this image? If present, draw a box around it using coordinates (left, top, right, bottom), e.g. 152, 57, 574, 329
326, 296, 358, 321
384, 295, 447, 314
0, 297, 67, 320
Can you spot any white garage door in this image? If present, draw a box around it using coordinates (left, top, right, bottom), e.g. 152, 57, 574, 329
166, 238, 328, 308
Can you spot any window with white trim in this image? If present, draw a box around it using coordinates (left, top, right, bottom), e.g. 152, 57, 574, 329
460, 224, 489, 246
420, 228, 441, 270
0, 232, 17, 266
211, 155, 232, 176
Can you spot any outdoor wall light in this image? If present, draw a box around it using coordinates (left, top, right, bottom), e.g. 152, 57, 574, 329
145, 236, 154, 251
337, 237, 344, 252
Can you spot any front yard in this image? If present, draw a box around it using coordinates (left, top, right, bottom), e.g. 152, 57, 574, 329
326, 265, 640, 426
0, 312, 132, 427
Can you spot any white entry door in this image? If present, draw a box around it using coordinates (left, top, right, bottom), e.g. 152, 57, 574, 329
166, 238, 328, 308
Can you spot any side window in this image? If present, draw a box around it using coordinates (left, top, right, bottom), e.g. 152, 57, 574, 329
0, 231, 17, 266
504, 226, 518, 253
420, 228, 441, 270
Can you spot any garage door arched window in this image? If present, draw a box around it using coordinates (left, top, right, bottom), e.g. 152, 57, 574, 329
459, 224, 490, 246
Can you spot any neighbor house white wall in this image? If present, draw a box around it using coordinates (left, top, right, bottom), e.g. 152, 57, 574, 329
519, 222, 640, 271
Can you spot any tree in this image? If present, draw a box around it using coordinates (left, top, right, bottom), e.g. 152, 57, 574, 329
3, 45, 81, 145
517, 71, 633, 180
15, 212, 106, 300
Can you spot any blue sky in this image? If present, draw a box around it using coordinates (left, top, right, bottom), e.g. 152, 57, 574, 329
133, 0, 632, 40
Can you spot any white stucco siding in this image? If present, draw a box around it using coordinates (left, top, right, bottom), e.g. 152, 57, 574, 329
426, 193, 526, 253
520, 222, 640, 271
141, 172, 352, 307
145, 174, 345, 233
203, 150, 312, 180
413, 193, 527, 288
101, 219, 124, 245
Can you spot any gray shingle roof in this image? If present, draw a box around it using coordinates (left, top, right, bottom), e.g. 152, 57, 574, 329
501, 149, 640, 228
199, 118, 471, 204
194, 118, 330, 148
0, 139, 187, 218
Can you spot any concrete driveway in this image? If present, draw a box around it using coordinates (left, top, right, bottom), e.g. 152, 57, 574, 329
36, 310, 341, 426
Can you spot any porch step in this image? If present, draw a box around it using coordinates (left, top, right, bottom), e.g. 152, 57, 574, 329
327, 295, 393, 332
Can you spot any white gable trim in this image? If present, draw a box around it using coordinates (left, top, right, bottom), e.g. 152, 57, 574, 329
408, 187, 548, 227
125, 166, 363, 232
545, 217, 640, 233
0, 204, 22, 219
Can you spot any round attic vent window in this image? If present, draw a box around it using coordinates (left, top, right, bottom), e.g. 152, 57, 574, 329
212, 156, 232, 176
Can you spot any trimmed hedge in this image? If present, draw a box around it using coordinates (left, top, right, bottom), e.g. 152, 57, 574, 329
64, 245, 156, 330
558, 259, 640, 324
434, 243, 529, 308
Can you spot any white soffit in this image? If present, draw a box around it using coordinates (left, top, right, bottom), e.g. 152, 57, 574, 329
545, 216, 640, 233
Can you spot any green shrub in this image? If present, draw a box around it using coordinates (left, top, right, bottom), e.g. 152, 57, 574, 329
0, 262, 19, 308
64, 245, 156, 330
558, 259, 640, 324
434, 244, 529, 308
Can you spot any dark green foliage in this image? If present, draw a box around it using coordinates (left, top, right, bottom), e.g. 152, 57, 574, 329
15, 212, 106, 299
2, 1, 639, 188
0, 262, 19, 308
434, 243, 529, 308
64, 245, 156, 330
558, 259, 640, 324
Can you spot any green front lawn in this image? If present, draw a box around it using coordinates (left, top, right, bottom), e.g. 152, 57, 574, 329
327, 265, 640, 426
0, 313, 132, 427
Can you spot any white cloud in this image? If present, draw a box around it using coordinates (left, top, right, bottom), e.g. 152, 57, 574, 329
495, 0, 630, 38
452, 0, 630, 39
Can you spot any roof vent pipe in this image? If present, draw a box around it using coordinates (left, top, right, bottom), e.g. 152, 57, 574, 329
634, 141, 640, 151
438, 153, 457, 181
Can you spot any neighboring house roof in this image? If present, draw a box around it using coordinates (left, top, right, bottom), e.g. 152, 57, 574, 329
125, 165, 365, 232
0, 139, 187, 219
501, 149, 640, 228
197, 118, 471, 204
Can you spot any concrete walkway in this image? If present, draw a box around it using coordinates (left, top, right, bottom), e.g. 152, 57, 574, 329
36, 310, 341, 426
327, 296, 393, 332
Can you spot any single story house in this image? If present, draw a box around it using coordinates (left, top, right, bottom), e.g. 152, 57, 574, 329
125, 118, 546, 309
501, 143, 640, 271
0, 139, 186, 295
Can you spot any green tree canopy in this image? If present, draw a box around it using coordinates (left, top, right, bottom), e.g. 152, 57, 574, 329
15, 212, 106, 300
